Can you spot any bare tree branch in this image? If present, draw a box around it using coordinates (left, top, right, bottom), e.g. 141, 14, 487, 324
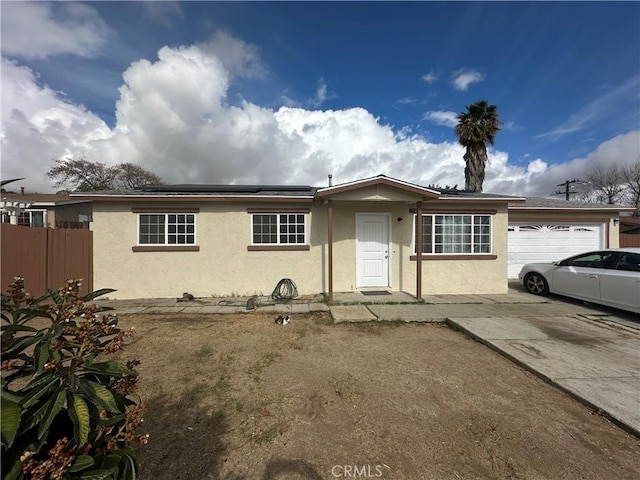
115, 163, 163, 189
47, 158, 163, 192
584, 164, 625, 205
621, 157, 640, 215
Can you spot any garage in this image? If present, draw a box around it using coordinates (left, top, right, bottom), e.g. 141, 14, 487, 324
507, 223, 604, 278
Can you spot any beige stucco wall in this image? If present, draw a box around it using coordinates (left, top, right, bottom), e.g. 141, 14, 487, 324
325, 200, 509, 295
408, 203, 509, 295
329, 201, 411, 293
92, 202, 326, 299
92, 198, 513, 299
327, 184, 427, 202
507, 210, 620, 248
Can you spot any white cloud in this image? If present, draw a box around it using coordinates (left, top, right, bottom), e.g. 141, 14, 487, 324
309, 78, 330, 108
280, 90, 300, 108
423, 110, 458, 128
197, 31, 267, 79
141, 1, 183, 27
502, 121, 522, 132
485, 131, 640, 197
395, 97, 418, 105
1, 58, 112, 189
535, 75, 640, 140
422, 71, 437, 83
1, 2, 110, 59
452, 69, 484, 91
1, 36, 638, 203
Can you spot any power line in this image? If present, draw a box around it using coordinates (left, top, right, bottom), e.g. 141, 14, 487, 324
553, 179, 587, 200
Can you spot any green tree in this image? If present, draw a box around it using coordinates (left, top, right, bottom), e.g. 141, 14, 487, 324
1, 278, 145, 479
455, 100, 501, 193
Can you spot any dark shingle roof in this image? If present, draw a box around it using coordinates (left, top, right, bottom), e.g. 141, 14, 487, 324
510, 197, 631, 209
71, 184, 317, 197
439, 190, 523, 200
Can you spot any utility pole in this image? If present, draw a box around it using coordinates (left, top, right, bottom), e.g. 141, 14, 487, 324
554, 179, 584, 200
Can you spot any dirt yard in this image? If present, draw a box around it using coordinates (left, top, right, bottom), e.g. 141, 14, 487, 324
114, 312, 640, 480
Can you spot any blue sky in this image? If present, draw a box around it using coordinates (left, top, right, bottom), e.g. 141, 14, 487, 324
1, 1, 639, 195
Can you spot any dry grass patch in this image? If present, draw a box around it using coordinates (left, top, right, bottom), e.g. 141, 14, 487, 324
114, 313, 640, 480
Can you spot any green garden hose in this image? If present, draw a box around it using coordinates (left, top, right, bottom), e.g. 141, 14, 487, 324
271, 278, 298, 302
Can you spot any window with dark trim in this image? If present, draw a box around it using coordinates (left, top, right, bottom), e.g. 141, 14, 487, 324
252, 214, 306, 245
138, 213, 196, 245
415, 214, 492, 254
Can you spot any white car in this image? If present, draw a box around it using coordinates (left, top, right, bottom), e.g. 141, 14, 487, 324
519, 248, 640, 314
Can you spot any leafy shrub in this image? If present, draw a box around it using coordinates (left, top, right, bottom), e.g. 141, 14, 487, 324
1, 277, 146, 480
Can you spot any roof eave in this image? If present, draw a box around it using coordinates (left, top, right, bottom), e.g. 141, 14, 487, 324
509, 206, 636, 212
317, 175, 440, 199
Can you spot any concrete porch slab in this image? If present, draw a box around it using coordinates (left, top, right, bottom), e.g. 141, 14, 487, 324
106, 307, 148, 315
330, 291, 417, 304
423, 294, 484, 304
144, 306, 187, 314
331, 305, 377, 323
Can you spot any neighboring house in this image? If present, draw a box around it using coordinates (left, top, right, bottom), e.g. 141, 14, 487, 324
507, 197, 634, 278
0, 193, 92, 228
619, 216, 640, 248
71, 175, 630, 300
620, 216, 640, 235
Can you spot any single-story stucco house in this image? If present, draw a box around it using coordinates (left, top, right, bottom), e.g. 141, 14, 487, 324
71, 175, 631, 300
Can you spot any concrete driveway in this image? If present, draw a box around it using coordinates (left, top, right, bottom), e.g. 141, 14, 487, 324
333, 288, 640, 437
448, 314, 640, 437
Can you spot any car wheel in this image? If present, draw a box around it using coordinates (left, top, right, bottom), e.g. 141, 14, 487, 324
524, 273, 549, 295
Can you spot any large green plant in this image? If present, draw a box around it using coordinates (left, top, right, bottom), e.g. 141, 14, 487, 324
1, 277, 146, 480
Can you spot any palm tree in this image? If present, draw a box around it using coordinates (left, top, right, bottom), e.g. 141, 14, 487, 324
455, 100, 500, 193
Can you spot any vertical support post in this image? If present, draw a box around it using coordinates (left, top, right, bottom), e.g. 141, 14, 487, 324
416, 200, 423, 300
327, 199, 334, 302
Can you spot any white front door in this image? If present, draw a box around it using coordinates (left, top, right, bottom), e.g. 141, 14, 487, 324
356, 214, 390, 287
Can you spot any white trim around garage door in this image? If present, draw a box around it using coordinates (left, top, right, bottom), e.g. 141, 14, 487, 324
507, 222, 605, 278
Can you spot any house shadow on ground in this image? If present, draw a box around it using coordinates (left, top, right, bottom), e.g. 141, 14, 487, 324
137, 389, 323, 480
260, 458, 323, 480
138, 388, 243, 480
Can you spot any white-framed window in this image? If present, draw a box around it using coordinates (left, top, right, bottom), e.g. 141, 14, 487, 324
15, 210, 46, 227
415, 214, 492, 254
252, 213, 306, 245
138, 213, 196, 245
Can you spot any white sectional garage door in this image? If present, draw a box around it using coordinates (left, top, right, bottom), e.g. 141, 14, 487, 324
508, 223, 604, 278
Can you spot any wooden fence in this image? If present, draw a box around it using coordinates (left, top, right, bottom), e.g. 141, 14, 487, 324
55, 221, 90, 229
620, 234, 640, 248
1, 224, 93, 297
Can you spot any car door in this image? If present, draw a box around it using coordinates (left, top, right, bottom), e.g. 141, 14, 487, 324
599, 252, 640, 313
551, 251, 616, 302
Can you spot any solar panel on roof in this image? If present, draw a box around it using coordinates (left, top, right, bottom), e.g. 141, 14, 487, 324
141, 184, 314, 194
